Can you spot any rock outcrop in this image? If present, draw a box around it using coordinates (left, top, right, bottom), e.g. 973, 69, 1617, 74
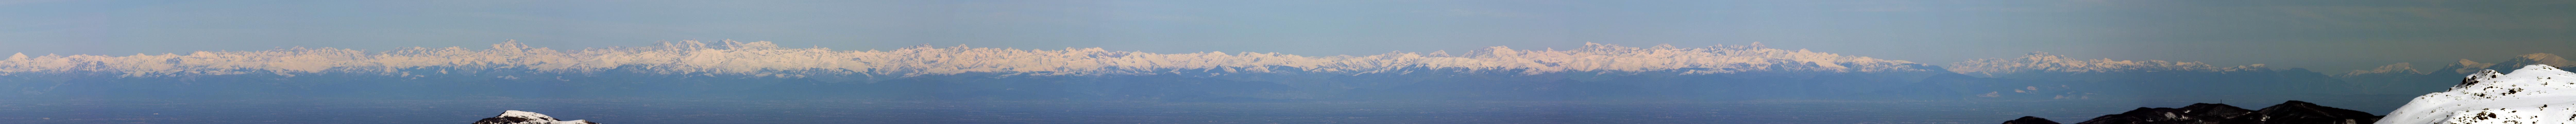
472, 110, 601, 124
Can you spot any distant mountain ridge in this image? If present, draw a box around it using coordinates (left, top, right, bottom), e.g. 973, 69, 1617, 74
0, 41, 2551, 100
1935, 52, 2352, 99
0, 41, 1959, 100
2337, 53, 2576, 95
1948, 52, 2270, 77
0, 41, 1932, 78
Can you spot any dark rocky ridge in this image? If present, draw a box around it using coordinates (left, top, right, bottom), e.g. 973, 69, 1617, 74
2004, 116, 2064, 124
2003, 101, 2380, 124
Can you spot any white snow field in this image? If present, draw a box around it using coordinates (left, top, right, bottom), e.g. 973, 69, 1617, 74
2378, 64, 2576, 124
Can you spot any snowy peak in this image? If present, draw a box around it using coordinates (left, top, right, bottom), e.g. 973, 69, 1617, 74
2336, 53, 2572, 95
2439, 64, 2563, 101
494, 110, 557, 122
2416, 53, 2571, 75
2513, 53, 2573, 67
1947, 52, 2268, 77
2485, 53, 2574, 73
2343, 63, 2425, 77
2449, 59, 2502, 74
2377, 64, 2576, 124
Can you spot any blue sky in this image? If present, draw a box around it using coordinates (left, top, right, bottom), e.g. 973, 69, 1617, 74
1, 0, 2569, 71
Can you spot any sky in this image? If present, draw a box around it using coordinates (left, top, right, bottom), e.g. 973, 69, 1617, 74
0, 0, 2569, 72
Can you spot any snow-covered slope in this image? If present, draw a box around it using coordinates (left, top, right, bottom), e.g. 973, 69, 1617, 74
2377, 64, 2576, 124
0, 41, 1931, 77
473, 110, 599, 124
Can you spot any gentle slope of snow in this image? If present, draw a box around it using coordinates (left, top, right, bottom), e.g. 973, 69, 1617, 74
2377, 64, 2576, 124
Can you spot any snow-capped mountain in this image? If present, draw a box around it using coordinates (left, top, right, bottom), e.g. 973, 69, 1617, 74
2342, 63, 2427, 77
2445, 53, 2573, 74
1947, 52, 2269, 77
2338, 53, 2576, 77
2377, 64, 2576, 124
2338, 53, 2576, 95
1938, 52, 2354, 98
0, 41, 1966, 100
0, 41, 2428, 101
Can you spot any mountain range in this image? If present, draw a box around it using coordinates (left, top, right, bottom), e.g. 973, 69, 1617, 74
0, 41, 2556, 101
2336, 53, 2576, 95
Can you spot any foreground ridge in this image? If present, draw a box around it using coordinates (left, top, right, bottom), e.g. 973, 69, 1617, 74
2378, 64, 2576, 124
1999, 101, 2380, 124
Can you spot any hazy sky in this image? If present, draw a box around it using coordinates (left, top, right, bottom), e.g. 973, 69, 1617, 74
1, 0, 2568, 72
